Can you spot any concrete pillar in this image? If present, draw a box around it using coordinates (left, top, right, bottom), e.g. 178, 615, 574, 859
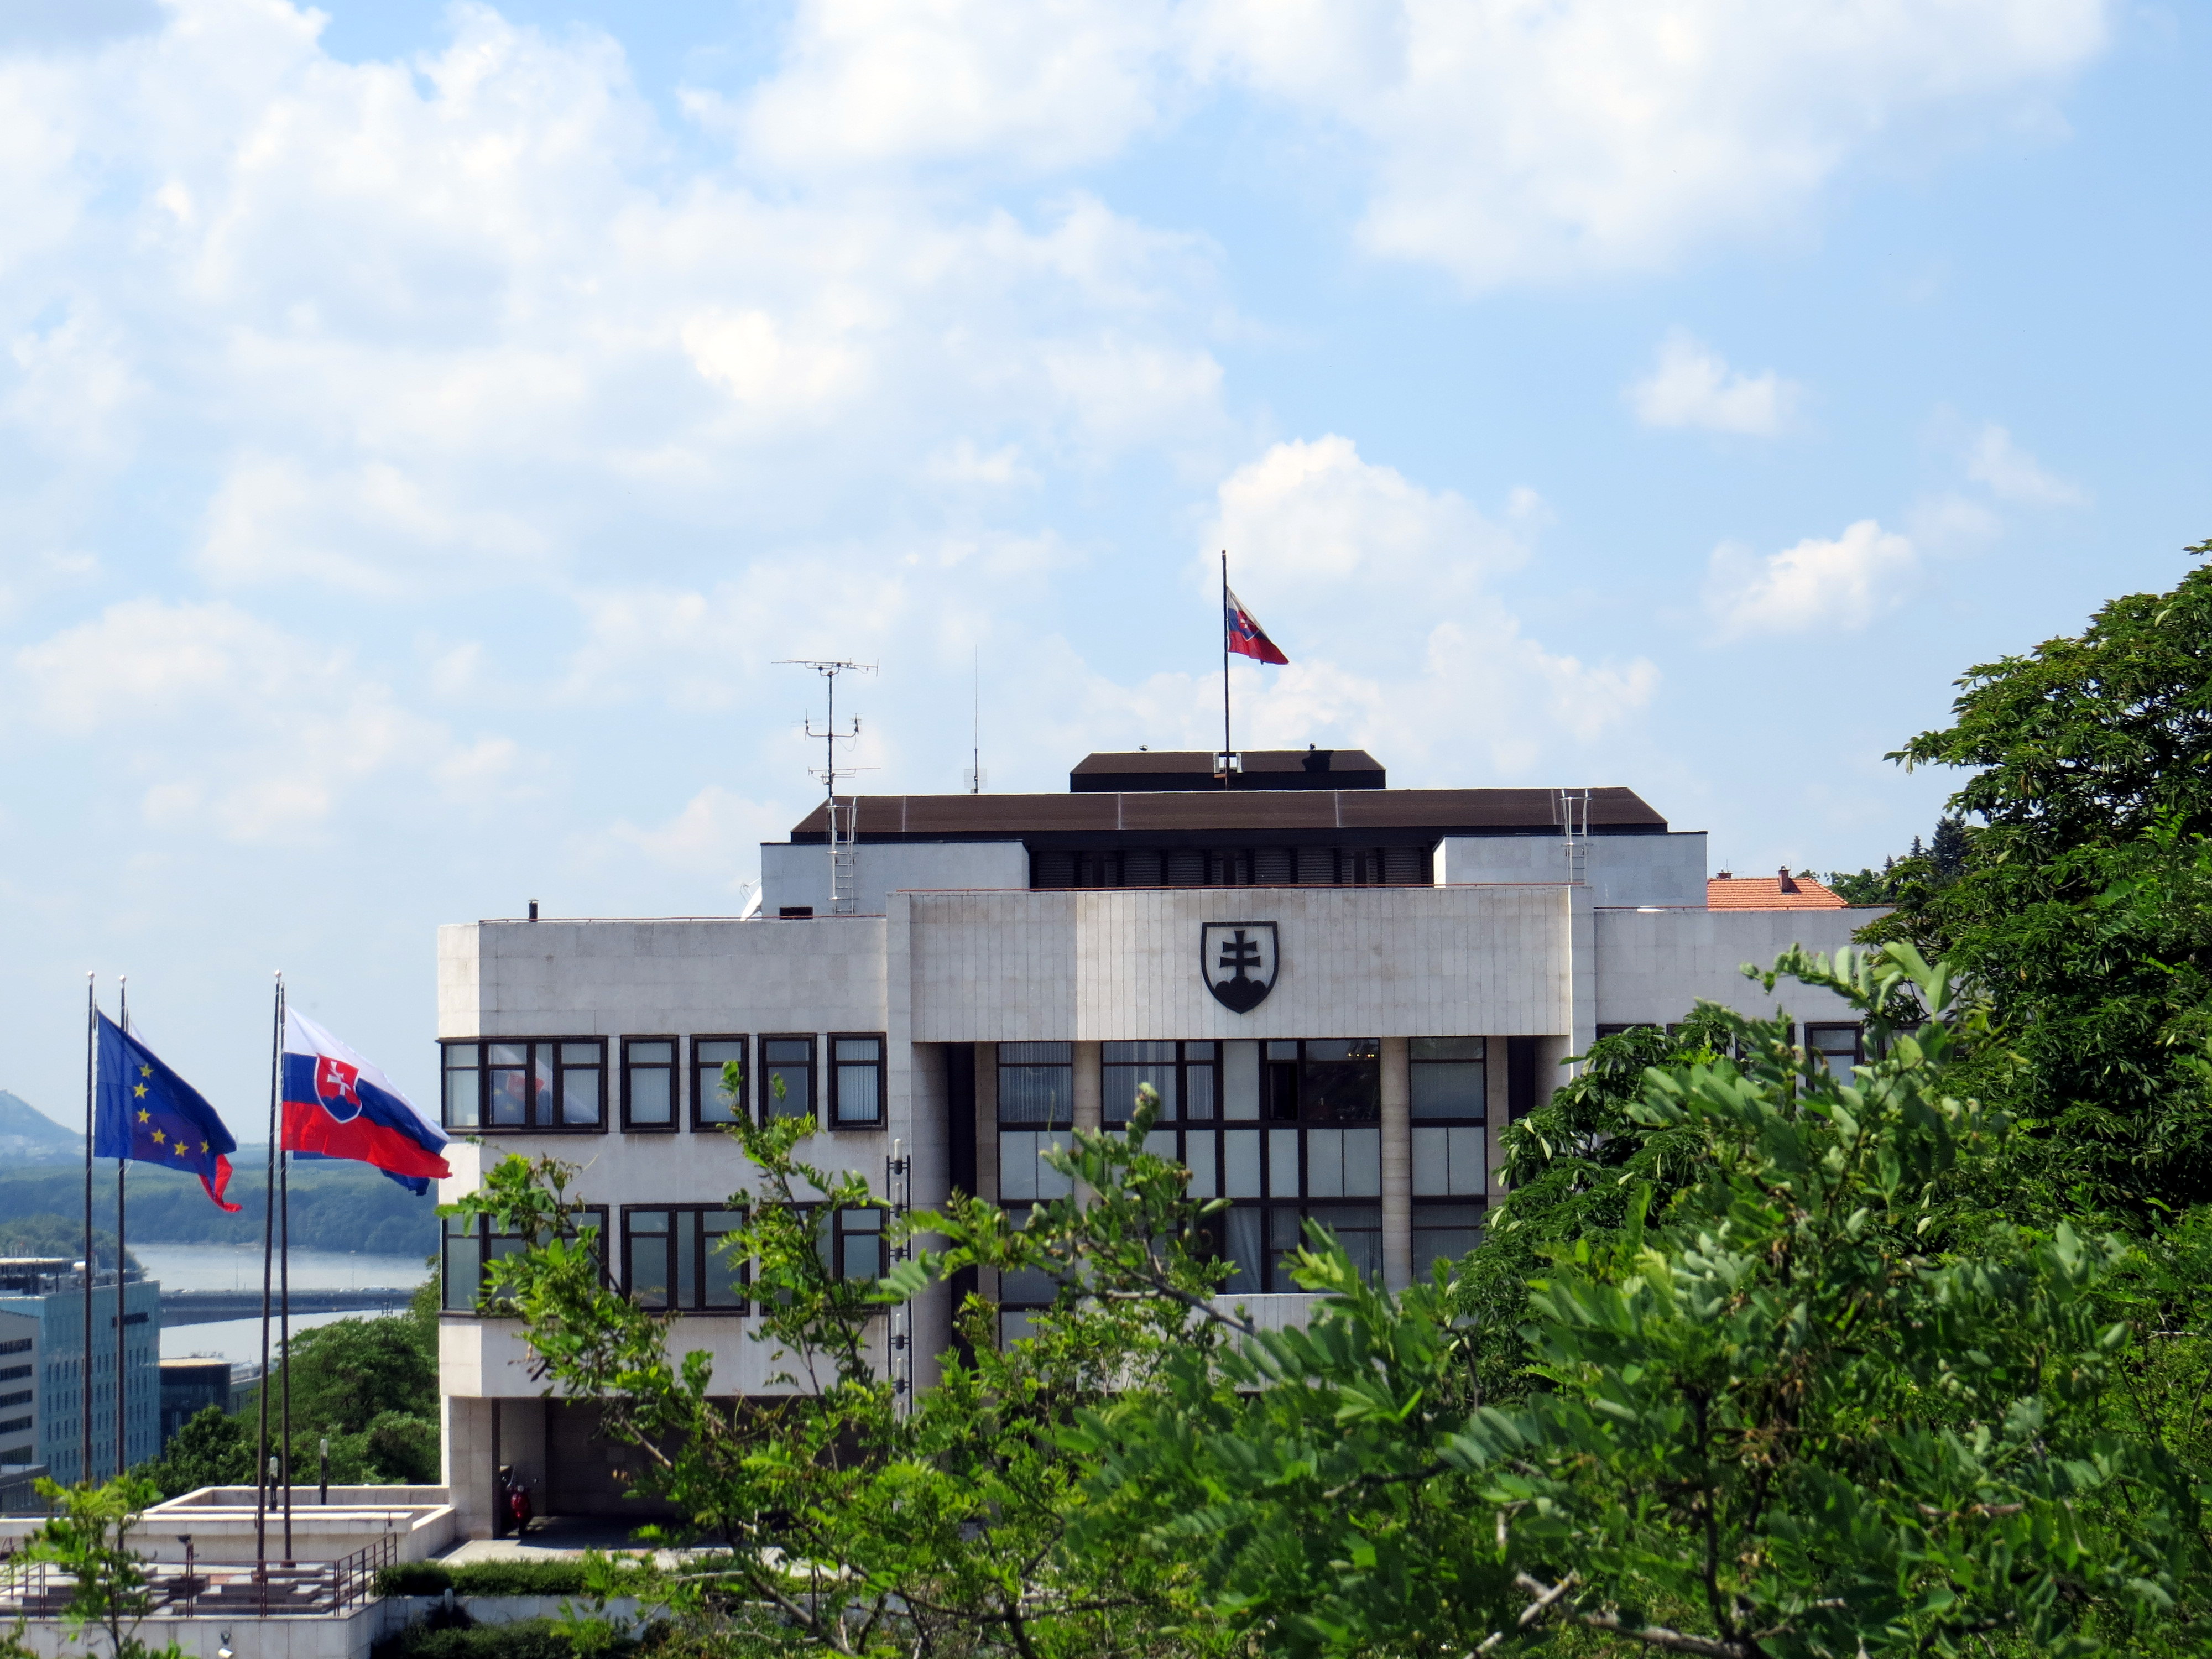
441, 1394, 498, 1539
1071, 1041, 1102, 1203
1380, 1037, 1412, 1291
974, 1044, 999, 1303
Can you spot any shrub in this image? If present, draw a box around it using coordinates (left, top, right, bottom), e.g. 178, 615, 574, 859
375, 1559, 637, 1598
373, 1616, 583, 1659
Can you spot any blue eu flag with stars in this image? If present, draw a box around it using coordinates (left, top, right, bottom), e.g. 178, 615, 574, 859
93, 1013, 242, 1211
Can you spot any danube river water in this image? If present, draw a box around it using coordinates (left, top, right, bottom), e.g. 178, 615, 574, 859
139, 1243, 431, 1368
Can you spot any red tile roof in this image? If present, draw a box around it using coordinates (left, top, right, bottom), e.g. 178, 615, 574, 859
1707, 869, 1848, 910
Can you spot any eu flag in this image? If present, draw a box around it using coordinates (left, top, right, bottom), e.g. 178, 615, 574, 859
93, 1014, 243, 1212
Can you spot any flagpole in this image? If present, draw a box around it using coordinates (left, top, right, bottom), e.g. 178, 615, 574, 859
279, 1066, 294, 1561
254, 973, 280, 1574
1220, 550, 1232, 791
116, 979, 128, 1481
82, 973, 95, 1488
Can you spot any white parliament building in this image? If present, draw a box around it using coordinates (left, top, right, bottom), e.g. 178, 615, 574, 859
434, 748, 1874, 1537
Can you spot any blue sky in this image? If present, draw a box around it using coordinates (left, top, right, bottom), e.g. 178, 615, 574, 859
1, 0, 2205, 1125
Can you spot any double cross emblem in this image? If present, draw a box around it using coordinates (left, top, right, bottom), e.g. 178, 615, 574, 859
1200, 921, 1280, 1013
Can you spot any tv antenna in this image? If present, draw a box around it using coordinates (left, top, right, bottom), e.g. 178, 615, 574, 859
964, 646, 985, 794
778, 659, 877, 914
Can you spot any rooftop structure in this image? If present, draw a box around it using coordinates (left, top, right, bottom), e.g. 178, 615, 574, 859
1708, 868, 1850, 910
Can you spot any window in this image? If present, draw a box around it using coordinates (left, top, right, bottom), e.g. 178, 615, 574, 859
998, 1042, 1074, 1204
442, 1206, 608, 1313
830, 1034, 885, 1128
441, 1040, 605, 1131
818, 1206, 885, 1281
1805, 1024, 1863, 1080
1412, 1201, 1485, 1280
759, 1036, 815, 1121
622, 1039, 677, 1130
1101, 1041, 1218, 1124
622, 1207, 748, 1312
1410, 1037, 1486, 1119
997, 1042, 1072, 1125
1189, 1040, 1383, 1295
692, 1036, 748, 1128
995, 1202, 1065, 1345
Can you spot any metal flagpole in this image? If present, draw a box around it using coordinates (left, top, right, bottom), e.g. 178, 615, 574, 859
254, 973, 280, 1573
1220, 550, 1232, 791
116, 979, 128, 1480
82, 973, 95, 1486
279, 1069, 294, 1562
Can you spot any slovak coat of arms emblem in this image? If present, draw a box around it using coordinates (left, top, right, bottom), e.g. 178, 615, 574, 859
1201, 921, 1279, 1013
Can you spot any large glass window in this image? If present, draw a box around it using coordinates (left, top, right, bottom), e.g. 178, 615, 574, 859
442, 1206, 608, 1312
1410, 1037, 1486, 1119
623, 1039, 676, 1130
831, 1035, 885, 1128
1411, 1201, 1485, 1280
622, 1207, 747, 1312
760, 1036, 815, 1121
692, 1036, 748, 1128
1102, 1041, 1217, 1125
441, 1041, 604, 1131
818, 1206, 885, 1281
997, 1042, 1072, 1125
1805, 1024, 1863, 1079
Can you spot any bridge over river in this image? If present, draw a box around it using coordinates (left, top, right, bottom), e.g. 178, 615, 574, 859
159, 1287, 420, 1327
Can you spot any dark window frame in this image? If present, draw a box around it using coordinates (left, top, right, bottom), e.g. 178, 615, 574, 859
1410, 1036, 1487, 1123
817, 1203, 888, 1282
690, 1034, 750, 1131
758, 1033, 817, 1124
827, 1032, 888, 1130
996, 1041, 1074, 1128
619, 1203, 749, 1314
1100, 1040, 1220, 1125
621, 1035, 680, 1133
1804, 1022, 1864, 1076
440, 1039, 608, 1134
441, 1204, 609, 1314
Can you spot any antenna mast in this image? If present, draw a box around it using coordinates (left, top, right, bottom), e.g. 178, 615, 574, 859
964, 647, 985, 794
778, 659, 877, 915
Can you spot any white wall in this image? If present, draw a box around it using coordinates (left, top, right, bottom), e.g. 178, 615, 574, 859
760, 840, 1029, 917
1594, 908, 1882, 1028
905, 885, 1577, 1042
1436, 832, 1708, 908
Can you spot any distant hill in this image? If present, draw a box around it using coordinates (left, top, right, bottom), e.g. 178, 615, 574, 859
0, 1159, 436, 1259
0, 1089, 84, 1165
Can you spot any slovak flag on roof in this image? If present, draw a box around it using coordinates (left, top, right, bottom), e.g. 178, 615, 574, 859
1225, 586, 1289, 665
282, 1010, 452, 1195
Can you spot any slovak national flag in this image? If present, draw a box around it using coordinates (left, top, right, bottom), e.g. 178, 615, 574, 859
1225, 586, 1289, 665
282, 1010, 452, 1194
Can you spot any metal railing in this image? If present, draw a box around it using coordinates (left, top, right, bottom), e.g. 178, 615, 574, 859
0, 1532, 398, 1620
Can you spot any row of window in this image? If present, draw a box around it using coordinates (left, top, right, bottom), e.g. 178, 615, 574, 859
440, 1032, 1495, 1135
1593, 1022, 1866, 1079
441, 1205, 887, 1315
442, 1193, 1485, 1319
441, 1035, 886, 1133
999, 1037, 1489, 1127
1030, 844, 1430, 889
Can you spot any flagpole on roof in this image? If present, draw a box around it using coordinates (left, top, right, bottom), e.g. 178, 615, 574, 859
1220, 550, 1232, 791
254, 973, 280, 1575
81, 973, 95, 1488
116, 979, 128, 1483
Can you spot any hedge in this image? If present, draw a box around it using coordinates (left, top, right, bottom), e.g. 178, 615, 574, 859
374, 1560, 613, 1598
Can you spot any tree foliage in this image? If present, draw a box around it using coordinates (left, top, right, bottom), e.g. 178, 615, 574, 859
1867, 542, 2212, 1215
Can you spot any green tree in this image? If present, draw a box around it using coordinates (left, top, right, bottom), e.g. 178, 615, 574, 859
0, 1215, 138, 1274
139, 1406, 253, 1500
1060, 946, 2210, 1657
17, 1475, 184, 1659
1872, 541, 2212, 1215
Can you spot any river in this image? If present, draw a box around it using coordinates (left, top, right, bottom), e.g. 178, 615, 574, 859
137, 1243, 430, 1368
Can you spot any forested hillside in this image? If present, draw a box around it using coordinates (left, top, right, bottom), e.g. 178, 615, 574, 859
0, 1159, 436, 1256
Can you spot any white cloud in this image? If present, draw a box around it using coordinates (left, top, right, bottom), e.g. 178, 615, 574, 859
1192, 0, 2110, 288
1704, 519, 1917, 638
1626, 330, 1798, 436
583, 785, 786, 893
1966, 422, 2086, 505
1200, 436, 1657, 772
727, 1, 2107, 289
9, 598, 521, 841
